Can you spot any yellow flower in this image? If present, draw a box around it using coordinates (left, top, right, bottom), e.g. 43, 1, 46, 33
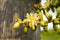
25, 13, 38, 28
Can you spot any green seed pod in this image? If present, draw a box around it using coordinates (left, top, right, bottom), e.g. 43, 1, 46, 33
46, 8, 50, 12
56, 7, 60, 15
53, 24, 58, 31
24, 27, 28, 34
53, 18, 59, 24
45, 11, 52, 22
40, 21, 45, 27
31, 26, 36, 31
34, 3, 43, 10
51, 0, 59, 7
40, 21, 48, 27
43, 26, 48, 32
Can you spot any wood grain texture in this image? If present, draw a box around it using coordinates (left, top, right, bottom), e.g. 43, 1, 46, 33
0, 0, 40, 40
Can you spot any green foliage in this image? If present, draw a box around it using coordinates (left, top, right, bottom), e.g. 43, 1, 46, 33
41, 29, 60, 40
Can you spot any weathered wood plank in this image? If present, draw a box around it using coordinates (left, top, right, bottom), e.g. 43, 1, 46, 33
0, 0, 40, 40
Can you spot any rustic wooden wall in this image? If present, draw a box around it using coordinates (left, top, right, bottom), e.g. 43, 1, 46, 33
0, 0, 40, 40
